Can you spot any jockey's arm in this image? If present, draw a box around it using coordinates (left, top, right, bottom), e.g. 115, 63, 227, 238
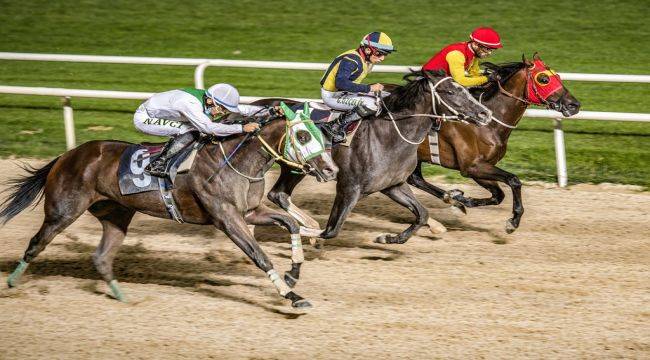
238, 104, 274, 119
446, 50, 488, 87
181, 99, 244, 136
334, 58, 371, 93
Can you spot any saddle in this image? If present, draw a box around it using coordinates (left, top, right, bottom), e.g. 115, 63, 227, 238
117, 139, 205, 224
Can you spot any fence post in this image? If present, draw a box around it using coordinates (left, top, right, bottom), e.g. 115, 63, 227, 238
553, 118, 568, 187
194, 62, 210, 89
62, 96, 75, 150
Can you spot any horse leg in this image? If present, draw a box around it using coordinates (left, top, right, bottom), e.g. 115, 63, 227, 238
7, 193, 93, 288
88, 201, 135, 302
245, 204, 304, 288
267, 166, 317, 229
407, 161, 467, 214
462, 162, 523, 233
319, 183, 361, 240
454, 178, 506, 207
376, 183, 445, 244
215, 205, 311, 308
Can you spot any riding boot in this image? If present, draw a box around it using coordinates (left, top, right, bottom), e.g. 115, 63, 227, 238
145, 132, 198, 178
329, 105, 375, 144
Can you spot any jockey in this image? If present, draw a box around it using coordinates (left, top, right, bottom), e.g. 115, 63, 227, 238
320, 31, 395, 143
133, 83, 278, 177
422, 27, 503, 87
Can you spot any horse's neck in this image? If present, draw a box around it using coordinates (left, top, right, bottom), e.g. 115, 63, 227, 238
484, 70, 529, 137
199, 123, 282, 179
378, 102, 433, 143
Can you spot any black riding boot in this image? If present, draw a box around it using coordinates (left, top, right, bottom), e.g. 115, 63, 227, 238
145, 132, 198, 178
328, 105, 376, 144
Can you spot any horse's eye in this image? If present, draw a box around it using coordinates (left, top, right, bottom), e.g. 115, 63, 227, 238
295, 130, 312, 145
537, 73, 550, 85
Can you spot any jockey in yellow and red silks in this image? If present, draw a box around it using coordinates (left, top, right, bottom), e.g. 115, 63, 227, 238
320, 31, 395, 143
422, 27, 503, 87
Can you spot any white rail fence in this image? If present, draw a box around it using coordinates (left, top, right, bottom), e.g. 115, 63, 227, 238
1, 52, 649, 187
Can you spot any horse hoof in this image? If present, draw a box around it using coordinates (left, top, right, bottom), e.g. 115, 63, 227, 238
450, 204, 467, 216
427, 218, 447, 234
445, 189, 464, 202
292, 299, 312, 308
375, 233, 399, 244
284, 272, 298, 288
505, 219, 517, 234
109, 280, 127, 302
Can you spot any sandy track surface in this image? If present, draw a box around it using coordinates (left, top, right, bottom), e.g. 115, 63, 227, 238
0, 159, 648, 359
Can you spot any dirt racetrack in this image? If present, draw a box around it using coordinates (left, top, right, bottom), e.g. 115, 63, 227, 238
0, 159, 648, 359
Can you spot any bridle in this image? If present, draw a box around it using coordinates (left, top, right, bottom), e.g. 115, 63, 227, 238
486, 64, 565, 129
213, 115, 322, 182
380, 76, 473, 145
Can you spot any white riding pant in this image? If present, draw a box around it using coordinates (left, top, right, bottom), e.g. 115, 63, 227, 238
320, 89, 379, 113
133, 104, 195, 137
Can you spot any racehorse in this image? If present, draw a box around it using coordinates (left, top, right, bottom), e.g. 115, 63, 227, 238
261, 70, 492, 253
408, 54, 581, 233
0, 105, 337, 308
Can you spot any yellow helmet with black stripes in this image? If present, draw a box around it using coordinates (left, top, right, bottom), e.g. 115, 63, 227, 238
360, 32, 395, 54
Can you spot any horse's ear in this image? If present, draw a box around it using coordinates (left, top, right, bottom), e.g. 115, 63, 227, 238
522, 53, 533, 67
300, 102, 311, 120
279, 102, 296, 120
533, 52, 541, 61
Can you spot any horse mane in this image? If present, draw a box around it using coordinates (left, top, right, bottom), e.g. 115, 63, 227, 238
383, 69, 445, 112
469, 62, 527, 101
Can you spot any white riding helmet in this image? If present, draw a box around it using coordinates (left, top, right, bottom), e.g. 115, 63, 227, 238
206, 83, 240, 113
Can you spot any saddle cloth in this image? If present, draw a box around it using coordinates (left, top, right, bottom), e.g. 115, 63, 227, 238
118, 142, 199, 195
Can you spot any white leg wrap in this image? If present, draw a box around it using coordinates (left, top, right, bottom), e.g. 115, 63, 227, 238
267, 269, 291, 296
290, 234, 304, 264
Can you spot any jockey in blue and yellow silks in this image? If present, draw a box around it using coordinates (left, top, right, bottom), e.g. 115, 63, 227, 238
320, 32, 395, 143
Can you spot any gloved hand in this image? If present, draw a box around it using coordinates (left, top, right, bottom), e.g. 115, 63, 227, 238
268, 105, 285, 118
487, 71, 501, 83
243, 122, 261, 133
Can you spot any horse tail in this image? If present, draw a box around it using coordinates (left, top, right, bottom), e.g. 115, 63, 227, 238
0, 157, 60, 225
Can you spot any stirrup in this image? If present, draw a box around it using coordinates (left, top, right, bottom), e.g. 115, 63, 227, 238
145, 160, 169, 178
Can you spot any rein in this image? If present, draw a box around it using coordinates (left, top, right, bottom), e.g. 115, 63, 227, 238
482, 68, 535, 130
210, 116, 315, 182
380, 77, 466, 145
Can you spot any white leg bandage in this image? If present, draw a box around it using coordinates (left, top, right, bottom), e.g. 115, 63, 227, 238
291, 234, 304, 264
267, 269, 291, 296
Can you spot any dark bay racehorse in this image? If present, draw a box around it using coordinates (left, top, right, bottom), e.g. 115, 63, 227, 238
262, 70, 492, 251
0, 109, 337, 308
408, 54, 581, 233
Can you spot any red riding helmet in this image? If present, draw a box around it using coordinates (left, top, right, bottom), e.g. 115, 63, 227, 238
470, 27, 503, 49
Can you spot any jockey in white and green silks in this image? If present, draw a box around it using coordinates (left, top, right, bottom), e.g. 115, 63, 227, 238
133, 83, 280, 177
320, 32, 395, 143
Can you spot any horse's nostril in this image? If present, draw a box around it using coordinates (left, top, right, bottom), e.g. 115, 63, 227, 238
478, 111, 488, 119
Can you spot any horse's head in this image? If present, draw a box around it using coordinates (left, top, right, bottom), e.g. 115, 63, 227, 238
522, 53, 581, 117
279, 102, 338, 182
422, 70, 493, 126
